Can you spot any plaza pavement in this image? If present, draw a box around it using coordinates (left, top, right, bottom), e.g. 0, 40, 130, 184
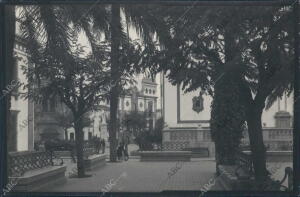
45, 158, 218, 193
43, 143, 291, 192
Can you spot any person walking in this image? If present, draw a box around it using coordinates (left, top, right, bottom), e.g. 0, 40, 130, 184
95, 137, 101, 154
124, 142, 129, 161
69, 139, 76, 163
101, 139, 106, 154
117, 143, 123, 161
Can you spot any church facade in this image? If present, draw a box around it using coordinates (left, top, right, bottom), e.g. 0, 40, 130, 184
161, 75, 293, 156
34, 76, 161, 144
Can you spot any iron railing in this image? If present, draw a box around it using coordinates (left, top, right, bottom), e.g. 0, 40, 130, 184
278, 167, 293, 191
8, 151, 63, 177
83, 142, 97, 158
234, 151, 293, 191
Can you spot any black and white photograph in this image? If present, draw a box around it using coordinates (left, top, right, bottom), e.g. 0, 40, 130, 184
0, 0, 299, 196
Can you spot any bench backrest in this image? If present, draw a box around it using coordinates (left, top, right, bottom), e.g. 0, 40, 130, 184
8, 151, 53, 177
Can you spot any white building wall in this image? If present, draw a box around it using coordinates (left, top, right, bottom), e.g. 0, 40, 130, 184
67, 108, 109, 141
163, 79, 178, 127
163, 75, 293, 128
11, 44, 30, 151
137, 97, 145, 111
262, 93, 293, 127
123, 97, 132, 111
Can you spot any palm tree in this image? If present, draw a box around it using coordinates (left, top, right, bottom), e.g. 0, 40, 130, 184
85, 4, 170, 161
19, 5, 112, 177
19, 4, 169, 165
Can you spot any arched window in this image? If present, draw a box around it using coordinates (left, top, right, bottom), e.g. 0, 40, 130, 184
153, 90, 155, 94
149, 89, 152, 94
145, 89, 148, 94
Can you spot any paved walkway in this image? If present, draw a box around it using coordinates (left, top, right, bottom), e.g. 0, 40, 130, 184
46, 158, 217, 193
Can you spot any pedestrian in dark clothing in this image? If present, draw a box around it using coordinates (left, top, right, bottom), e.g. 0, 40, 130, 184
69, 140, 76, 163
124, 143, 129, 161
101, 139, 106, 154
117, 143, 124, 161
34, 142, 39, 151
95, 137, 101, 154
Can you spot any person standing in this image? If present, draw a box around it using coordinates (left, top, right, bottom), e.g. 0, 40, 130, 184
95, 137, 101, 154
101, 139, 106, 154
69, 139, 76, 163
117, 143, 122, 161
124, 142, 129, 161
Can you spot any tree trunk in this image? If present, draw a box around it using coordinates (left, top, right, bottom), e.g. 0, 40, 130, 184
109, 4, 121, 162
5, 6, 16, 150
3, 6, 16, 185
215, 142, 220, 175
5, 6, 15, 86
246, 106, 268, 181
74, 116, 85, 177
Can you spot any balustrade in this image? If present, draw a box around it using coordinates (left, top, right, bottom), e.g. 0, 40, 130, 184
83, 142, 97, 158
162, 141, 190, 151
266, 128, 292, 140
8, 151, 63, 177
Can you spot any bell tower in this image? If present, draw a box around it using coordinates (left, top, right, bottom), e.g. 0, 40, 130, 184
141, 75, 158, 130
142, 76, 157, 97
274, 93, 292, 128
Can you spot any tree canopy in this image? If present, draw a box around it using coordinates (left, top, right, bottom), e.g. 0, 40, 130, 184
145, 5, 295, 181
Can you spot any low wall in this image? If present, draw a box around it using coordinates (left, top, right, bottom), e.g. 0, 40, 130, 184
10, 165, 67, 192
84, 154, 107, 171
162, 127, 215, 157
140, 151, 192, 162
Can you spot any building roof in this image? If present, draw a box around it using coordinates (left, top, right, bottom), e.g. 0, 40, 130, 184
274, 111, 292, 118
142, 77, 157, 85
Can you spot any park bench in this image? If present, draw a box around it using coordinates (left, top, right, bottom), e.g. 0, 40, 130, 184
8, 151, 66, 192
233, 151, 293, 191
